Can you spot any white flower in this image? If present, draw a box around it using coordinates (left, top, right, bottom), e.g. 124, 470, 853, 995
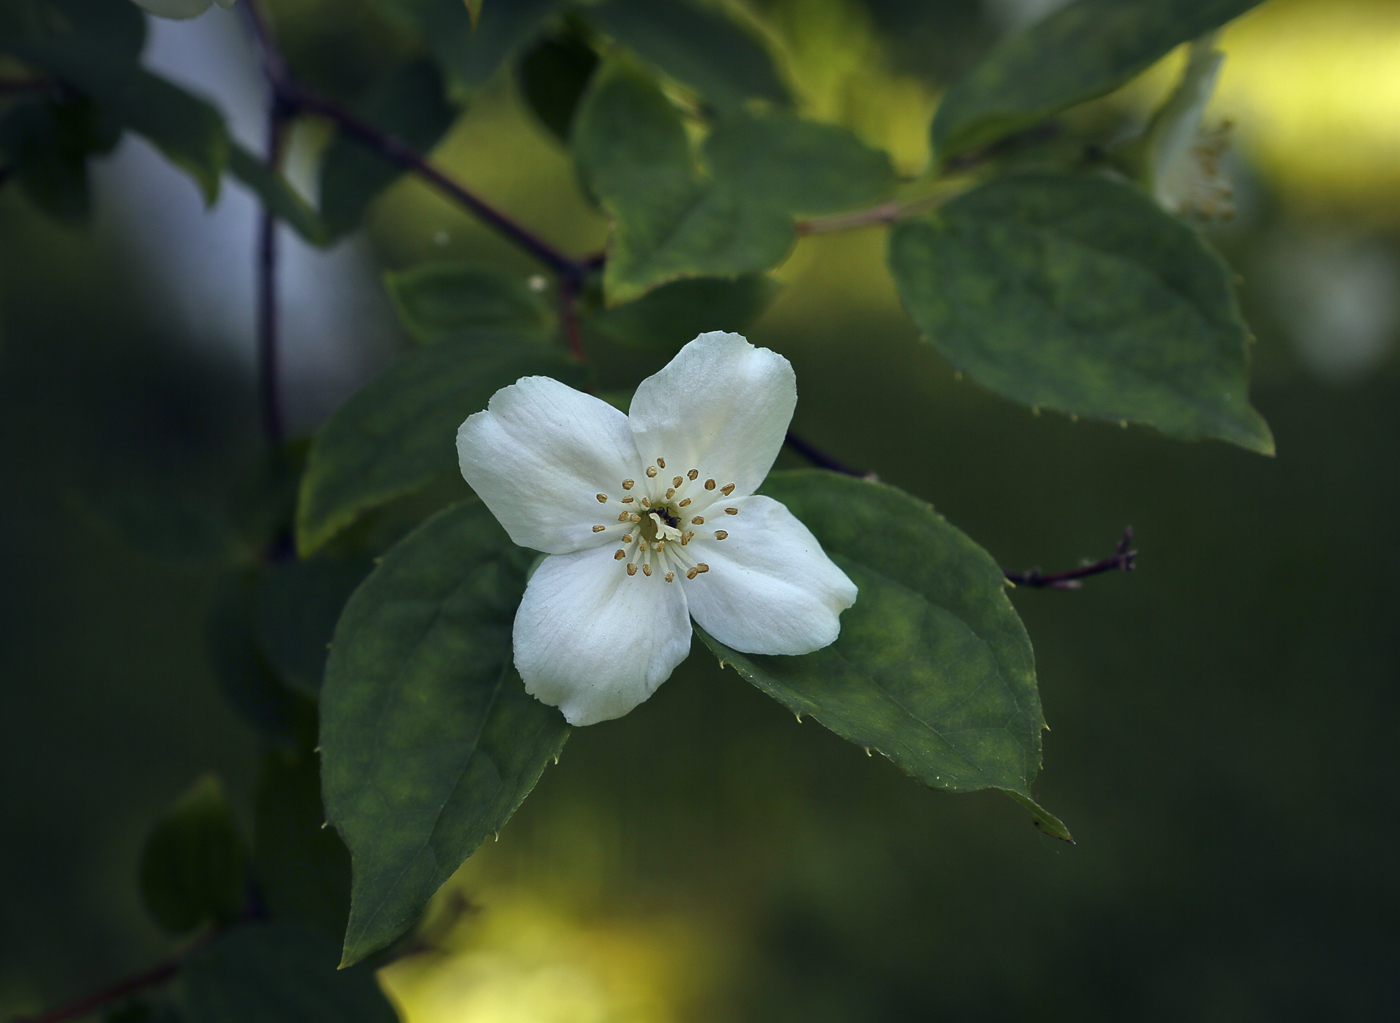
1145, 35, 1235, 220
456, 331, 858, 726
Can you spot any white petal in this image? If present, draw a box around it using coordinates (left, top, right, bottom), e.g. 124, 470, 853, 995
457, 376, 642, 555
514, 547, 693, 725
627, 332, 795, 499
686, 496, 857, 655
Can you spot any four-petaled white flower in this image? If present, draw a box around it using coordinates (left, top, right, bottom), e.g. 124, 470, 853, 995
457, 331, 858, 726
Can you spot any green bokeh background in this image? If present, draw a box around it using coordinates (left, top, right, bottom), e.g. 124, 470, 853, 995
3, 1, 1398, 1020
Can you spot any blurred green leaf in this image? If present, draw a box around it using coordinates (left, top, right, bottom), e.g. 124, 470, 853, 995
588, 0, 788, 111
383, 262, 553, 344
574, 62, 894, 303
139, 775, 246, 934
9, 39, 228, 202
0, 94, 120, 225
0, 0, 146, 61
178, 923, 397, 1023
390, 0, 562, 93
697, 471, 1069, 841
516, 26, 599, 142
254, 556, 373, 696
888, 172, 1273, 452
254, 748, 351, 940
931, 0, 1263, 161
590, 274, 780, 352
464, 0, 482, 29
227, 145, 327, 245
319, 58, 458, 239
297, 339, 582, 556
321, 501, 569, 966
207, 571, 317, 746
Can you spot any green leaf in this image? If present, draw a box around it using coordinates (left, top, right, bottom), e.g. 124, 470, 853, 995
255, 556, 374, 696
931, 0, 1264, 161
0, 93, 120, 225
696, 470, 1069, 840
139, 775, 247, 934
227, 144, 327, 245
404, 0, 563, 92
464, 0, 482, 28
383, 262, 553, 344
10, 40, 228, 202
888, 172, 1272, 452
516, 27, 599, 142
321, 501, 570, 966
588, 0, 788, 111
296, 339, 582, 556
319, 58, 458, 239
574, 62, 894, 303
178, 923, 397, 1023
0, 0, 147, 62
590, 275, 780, 352
254, 748, 352, 940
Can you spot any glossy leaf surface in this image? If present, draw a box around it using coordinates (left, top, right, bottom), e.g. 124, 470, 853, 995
321, 502, 570, 965
383, 262, 553, 344
697, 471, 1070, 840
888, 173, 1273, 452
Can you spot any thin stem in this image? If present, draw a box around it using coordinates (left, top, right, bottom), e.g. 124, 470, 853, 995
1005, 528, 1137, 590
784, 431, 875, 479
558, 277, 587, 363
13, 957, 181, 1023
795, 187, 965, 236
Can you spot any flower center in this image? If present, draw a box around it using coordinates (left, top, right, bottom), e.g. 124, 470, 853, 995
589, 456, 740, 582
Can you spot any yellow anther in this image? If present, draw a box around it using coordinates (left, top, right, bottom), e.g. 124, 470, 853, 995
622, 479, 635, 490
592, 525, 606, 533
656, 457, 666, 468
629, 513, 641, 522
714, 530, 727, 540
622, 534, 633, 543
642, 564, 652, 577
622, 496, 634, 503
721, 483, 735, 496
665, 488, 675, 499
695, 563, 709, 574
618, 512, 629, 521
725, 507, 738, 515
596, 493, 608, 504
665, 571, 675, 582
704, 479, 716, 490
627, 564, 638, 576
687, 469, 699, 480
646, 466, 658, 478
614, 549, 626, 560
640, 497, 651, 508
691, 516, 705, 525
686, 567, 698, 580
672, 476, 683, 488
678, 497, 691, 507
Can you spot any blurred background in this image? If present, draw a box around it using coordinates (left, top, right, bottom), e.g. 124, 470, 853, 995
2, 0, 1398, 1019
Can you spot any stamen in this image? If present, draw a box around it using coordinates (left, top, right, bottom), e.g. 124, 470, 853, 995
688, 469, 699, 480
656, 457, 666, 468
721, 483, 735, 496
627, 564, 638, 576
640, 496, 651, 508
596, 494, 608, 504
695, 563, 709, 574
646, 466, 658, 478
665, 571, 675, 582
614, 550, 626, 560
672, 476, 683, 488
665, 488, 675, 499
679, 497, 692, 507
592, 525, 606, 533
686, 567, 698, 580
622, 479, 635, 490
704, 479, 716, 490
617, 512, 629, 521
725, 507, 738, 515
653, 542, 663, 552
714, 530, 728, 540
691, 516, 705, 525
622, 534, 633, 543
681, 531, 694, 545
630, 513, 641, 522
622, 496, 634, 504
642, 564, 652, 577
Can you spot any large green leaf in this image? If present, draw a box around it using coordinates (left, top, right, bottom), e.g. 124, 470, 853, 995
931, 0, 1263, 160
516, 27, 599, 142
589, 275, 780, 352
10, 39, 228, 202
697, 471, 1070, 841
888, 172, 1273, 453
178, 924, 396, 1023
139, 775, 247, 934
574, 62, 894, 303
227, 144, 327, 245
399, 0, 562, 92
588, 0, 788, 112
319, 59, 458, 239
296, 339, 581, 556
320, 502, 570, 966
383, 262, 553, 345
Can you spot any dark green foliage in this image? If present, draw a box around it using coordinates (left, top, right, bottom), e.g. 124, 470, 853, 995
320, 502, 570, 965
588, 0, 789, 111
178, 924, 398, 1023
573, 61, 894, 302
139, 776, 247, 935
0, 93, 119, 224
697, 471, 1069, 839
254, 749, 353, 941
254, 556, 374, 696
296, 339, 583, 555
932, 0, 1264, 160
589, 275, 780, 352
383, 262, 554, 344
391, 0, 563, 92
319, 58, 458, 239
889, 173, 1272, 452
517, 26, 599, 142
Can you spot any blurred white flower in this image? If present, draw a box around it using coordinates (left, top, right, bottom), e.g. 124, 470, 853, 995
1146, 35, 1236, 220
457, 331, 858, 726
132, 0, 235, 21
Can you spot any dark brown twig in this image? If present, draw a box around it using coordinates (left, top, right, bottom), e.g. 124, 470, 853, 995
1004, 528, 1137, 589
784, 431, 876, 480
